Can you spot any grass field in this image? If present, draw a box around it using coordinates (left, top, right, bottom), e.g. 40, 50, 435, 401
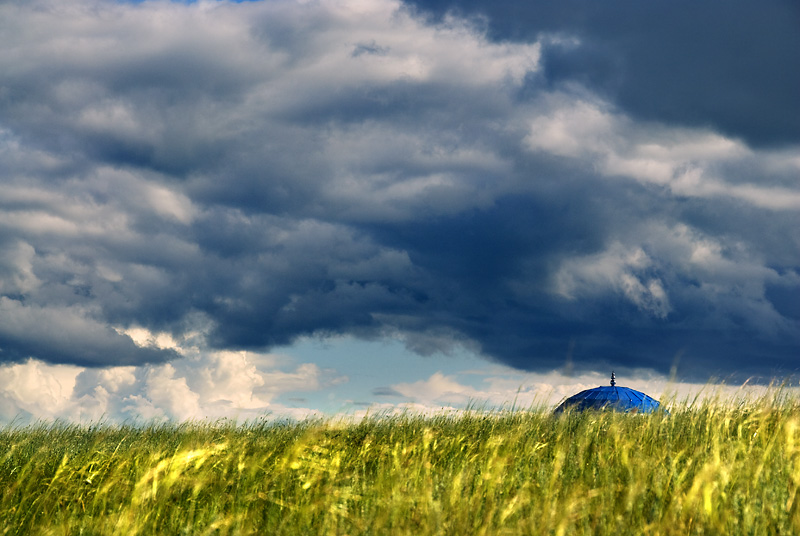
2, 390, 799, 535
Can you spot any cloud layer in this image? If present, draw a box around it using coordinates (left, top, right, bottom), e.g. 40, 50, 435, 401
408, 0, 800, 148
0, 346, 345, 423
0, 0, 798, 388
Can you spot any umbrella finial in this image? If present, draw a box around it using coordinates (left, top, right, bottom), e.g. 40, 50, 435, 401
610, 371, 616, 386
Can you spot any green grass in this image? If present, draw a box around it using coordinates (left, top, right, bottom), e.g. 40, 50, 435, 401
2, 390, 800, 535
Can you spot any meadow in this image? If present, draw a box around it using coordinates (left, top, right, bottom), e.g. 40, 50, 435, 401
2, 390, 799, 535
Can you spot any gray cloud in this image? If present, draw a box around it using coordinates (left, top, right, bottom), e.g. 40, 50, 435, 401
0, 297, 178, 366
372, 386, 403, 397
406, 0, 800, 148
0, 0, 797, 382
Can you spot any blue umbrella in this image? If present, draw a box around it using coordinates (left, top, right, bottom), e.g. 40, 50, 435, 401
554, 372, 665, 414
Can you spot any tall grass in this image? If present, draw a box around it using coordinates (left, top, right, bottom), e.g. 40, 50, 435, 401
2, 390, 799, 534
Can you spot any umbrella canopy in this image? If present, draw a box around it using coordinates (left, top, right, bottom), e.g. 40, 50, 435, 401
554, 372, 664, 414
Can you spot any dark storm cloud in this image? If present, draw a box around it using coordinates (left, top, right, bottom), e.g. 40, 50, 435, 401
0, 0, 797, 381
404, 0, 800, 148
0, 296, 179, 366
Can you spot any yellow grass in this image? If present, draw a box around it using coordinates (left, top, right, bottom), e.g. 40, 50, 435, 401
1, 389, 799, 534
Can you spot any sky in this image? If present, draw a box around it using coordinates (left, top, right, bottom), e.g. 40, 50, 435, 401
0, 0, 798, 423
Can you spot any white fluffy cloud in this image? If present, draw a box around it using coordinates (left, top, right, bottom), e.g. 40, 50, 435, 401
525, 95, 800, 210
380, 366, 786, 415
0, 330, 346, 423
553, 242, 671, 318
